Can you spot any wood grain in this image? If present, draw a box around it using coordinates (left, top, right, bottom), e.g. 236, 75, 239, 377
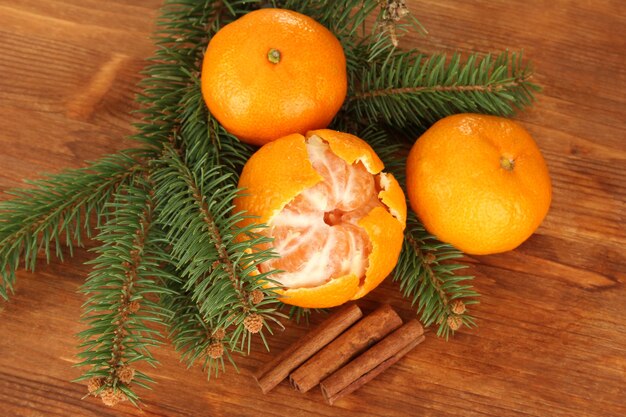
0, 1, 625, 416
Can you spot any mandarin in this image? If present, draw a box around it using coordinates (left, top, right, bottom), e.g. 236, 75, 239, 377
234, 129, 407, 308
406, 114, 552, 255
201, 9, 347, 146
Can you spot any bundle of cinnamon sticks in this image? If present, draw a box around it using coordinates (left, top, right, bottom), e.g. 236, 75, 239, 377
254, 304, 425, 405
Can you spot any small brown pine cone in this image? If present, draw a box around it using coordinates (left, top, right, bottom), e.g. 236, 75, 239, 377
87, 377, 104, 396
100, 387, 126, 407
447, 315, 463, 331
451, 300, 466, 315
207, 341, 224, 359
128, 300, 141, 314
250, 289, 264, 305
424, 253, 437, 264
117, 365, 135, 385
212, 328, 226, 341
389, 0, 410, 21
243, 313, 263, 333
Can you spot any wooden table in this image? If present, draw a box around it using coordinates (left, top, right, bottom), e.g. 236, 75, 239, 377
1, 1, 624, 416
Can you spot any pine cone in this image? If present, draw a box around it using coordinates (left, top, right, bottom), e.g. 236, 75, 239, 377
212, 328, 226, 341
386, 0, 410, 21
128, 300, 141, 313
117, 365, 135, 384
451, 300, 466, 315
207, 341, 224, 359
424, 253, 437, 264
447, 314, 463, 331
243, 313, 263, 333
87, 377, 104, 396
100, 387, 126, 407
250, 289, 264, 305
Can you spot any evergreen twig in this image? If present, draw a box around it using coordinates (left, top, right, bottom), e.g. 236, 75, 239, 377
162, 277, 238, 378
349, 48, 540, 128
396, 213, 478, 339
76, 177, 178, 406
152, 144, 283, 352
0, 150, 150, 300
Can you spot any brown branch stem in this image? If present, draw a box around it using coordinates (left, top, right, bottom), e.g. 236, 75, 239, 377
163, 144, 249, 309
350, 76, 531, 101
404, 232, 449, 307
189, 180, 249, 308
107, 184, 154, 384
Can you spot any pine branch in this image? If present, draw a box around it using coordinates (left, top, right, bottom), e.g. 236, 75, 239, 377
396, 213, 478, 339
0, 150, 150, 301
76, 177, 178, 407
349, 48, 540, 128
280, 305, 329, 326
161, 277, 239, 378
152, 144, 284, 352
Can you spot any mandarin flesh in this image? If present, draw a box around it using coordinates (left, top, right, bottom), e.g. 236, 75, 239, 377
235, 129, 406, 308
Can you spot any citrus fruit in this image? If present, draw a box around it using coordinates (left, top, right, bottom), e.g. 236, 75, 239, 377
235, 129, 407, 308
406, 113, 552, 255
201, 9, 347, 146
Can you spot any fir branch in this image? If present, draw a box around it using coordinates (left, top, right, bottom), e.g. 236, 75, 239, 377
349, 49, 540, 128
377, 0, 424, 47
161, 277, 238, 378
76, 177, 178, 407
0, 150, 150, 301
280, 305, 328, 326
155, 145, 249, 304
396, 213, 478, 339
152, 144, 283, 352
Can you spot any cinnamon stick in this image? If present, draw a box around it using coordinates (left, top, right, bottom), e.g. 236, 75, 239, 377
289, 304, 402, 393
320, 319, 425, 405
254, 303, 362, 394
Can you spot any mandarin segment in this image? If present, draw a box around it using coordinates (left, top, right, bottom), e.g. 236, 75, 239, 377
258, 137, 376, 289
306, 135, 377, 212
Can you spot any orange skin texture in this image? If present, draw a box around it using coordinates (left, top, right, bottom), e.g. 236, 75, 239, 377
234, 130, 406, 308
406, 113, 552, 255
201, 9, 347, 146
235, 133, 321, 229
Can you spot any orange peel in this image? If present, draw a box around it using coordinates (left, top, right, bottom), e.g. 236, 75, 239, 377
235, 130, 406, 308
